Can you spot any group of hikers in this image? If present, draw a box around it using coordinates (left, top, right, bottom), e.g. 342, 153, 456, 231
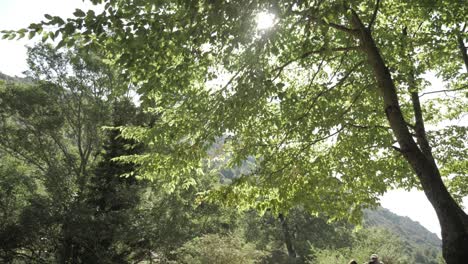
349, 254, 384, 264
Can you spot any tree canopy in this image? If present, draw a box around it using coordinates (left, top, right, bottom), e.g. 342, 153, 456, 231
1, 0, 467, 263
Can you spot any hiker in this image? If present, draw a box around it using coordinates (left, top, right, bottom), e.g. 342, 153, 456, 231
368, 254, 384, 264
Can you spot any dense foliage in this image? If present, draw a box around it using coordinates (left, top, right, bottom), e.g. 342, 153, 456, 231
1, 0, 467, 262
0, 58, 442, 263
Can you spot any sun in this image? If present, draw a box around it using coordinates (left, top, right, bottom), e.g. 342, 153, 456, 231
256, 11, 275, 30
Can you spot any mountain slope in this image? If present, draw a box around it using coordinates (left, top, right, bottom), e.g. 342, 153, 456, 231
0, 72, 31, 83
364, 207, 442, 261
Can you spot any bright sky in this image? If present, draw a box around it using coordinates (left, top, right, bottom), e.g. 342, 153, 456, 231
1, 0, 466, 238
0, 0, 97, 76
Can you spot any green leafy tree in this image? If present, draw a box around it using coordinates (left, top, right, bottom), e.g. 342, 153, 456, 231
0, 156, 44, 263
3, 0, 467, 262
243, 208, 353, 263
0, 44, 125, 262
134, 171, 242, 262
58, 99, 147, 264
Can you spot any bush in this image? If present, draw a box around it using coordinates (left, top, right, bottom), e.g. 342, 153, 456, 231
175, 233, 266, 264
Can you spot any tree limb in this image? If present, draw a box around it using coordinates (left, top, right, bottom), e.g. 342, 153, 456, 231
410, 86, 433, 159
0, 145, 48, 173
419, 85, 468, 97
368, 0, 381, 30
307, 15, 359, 35
274, 46, 361, 75
346, 123, 391, 131
328, 22, 359, 34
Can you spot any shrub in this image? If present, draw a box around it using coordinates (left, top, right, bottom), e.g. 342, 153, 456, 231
175, 233, 266, 264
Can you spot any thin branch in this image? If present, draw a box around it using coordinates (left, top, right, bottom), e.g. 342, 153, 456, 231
411, 21, 426, 39
336, 84, 367, 120
405, 42, 433, 159
346, 123, 391, 130
269, 125, 346, 176
410, 89, 433, 157
307, 15, 359, 35
328, 22, 358, 34
368, 0, 381, 30
219, 69, 242, 94
281, 60, 364, 137
419, 85, 468, 97
262, 63, 362, 172
49, 133, 81, 177
274, 46, 361, 76
0, 145, 47, 173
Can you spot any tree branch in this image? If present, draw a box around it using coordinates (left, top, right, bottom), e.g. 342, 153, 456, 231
280, 60, 364, 138
346, 123, 391, 131
419, 85, 468, 97
0, 145, 48, 173
368, 0, 381, 30
308, 15, 359, 35
328, 22, 358, 34
410, 86, 433, 159
399, 24, 435, 160
274, 46, 361, 75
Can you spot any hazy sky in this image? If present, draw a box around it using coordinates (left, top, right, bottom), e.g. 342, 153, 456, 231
1, 0, 466, 238
0, 0, 96, 76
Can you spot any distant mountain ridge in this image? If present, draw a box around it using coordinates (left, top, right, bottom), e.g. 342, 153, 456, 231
0, 72, 32, 83
364, 207, 441, 249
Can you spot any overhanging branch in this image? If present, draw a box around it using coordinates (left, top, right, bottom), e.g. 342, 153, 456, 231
274, 46, 361, 75
307, 15, 359, 35
368, 0, 381, 30
419, 85, 468, 97
346, 123, 391, 131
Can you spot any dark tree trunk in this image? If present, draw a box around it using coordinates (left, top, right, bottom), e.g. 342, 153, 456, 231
278, 213, 297, 259
59, 223, 74, 264
350, 11, 468, 264
457, 33, 468, 72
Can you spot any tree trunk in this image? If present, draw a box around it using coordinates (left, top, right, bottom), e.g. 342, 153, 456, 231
278, 213, 297, 259
457, 33, 468, 72
350, 11, 468, 264
59, 224, 74, 264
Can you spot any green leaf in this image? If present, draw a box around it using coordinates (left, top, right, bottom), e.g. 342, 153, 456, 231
28, 31, 36, 40
56, 39, 66, 49
73, 9, 86, 17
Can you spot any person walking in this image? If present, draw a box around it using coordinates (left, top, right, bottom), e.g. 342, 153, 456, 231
368, 254, 384, 264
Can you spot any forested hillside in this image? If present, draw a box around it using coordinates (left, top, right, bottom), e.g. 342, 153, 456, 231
363, 208, 442, 264
364, 207, 441, 248
0, 72, 30, 83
